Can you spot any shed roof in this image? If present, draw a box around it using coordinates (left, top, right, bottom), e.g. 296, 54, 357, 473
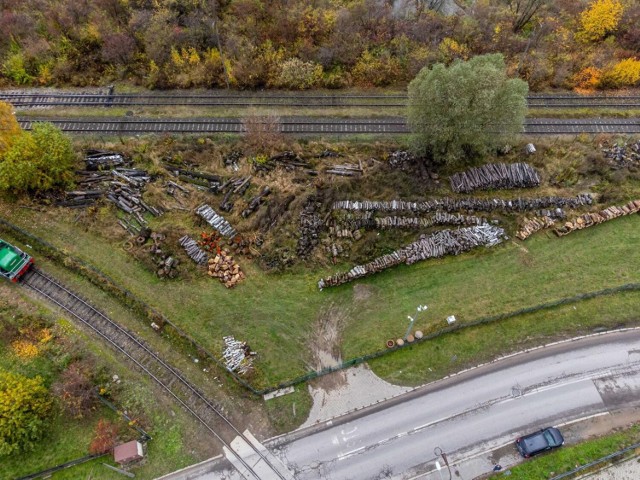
113, 440, 143, 464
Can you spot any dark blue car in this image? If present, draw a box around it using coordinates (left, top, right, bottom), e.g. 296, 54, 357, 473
515, 427, 565, 458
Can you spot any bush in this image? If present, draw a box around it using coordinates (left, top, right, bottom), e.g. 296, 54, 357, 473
0, 371, 53, 456
271, 58, 322, 90
579, 0, 624, 42
600, 58, 640, 87
0, 122, 76, 194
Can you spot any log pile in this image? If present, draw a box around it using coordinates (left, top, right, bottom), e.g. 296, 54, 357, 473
148, 232, 179, 279
218, 175, 252, 212
85, 149, 127, 170
602, 141, 640, 167
516, 216, 556, 240
207, 251, 245, 288
222, 336, 256, 375
554, 200, 640, 236
165, 165, 223, 191
296, 196, 324, 258
106, 169, 162, 219
57, 190, 103, 208
241, 186, 271, 218
450, 162, 540, 193
179, 235, 208, 265
332, 194, 592, 214
195, 204, 237, 238
325, 162, 363, 177
318, 224, 505, 289
372, 212, 485, 230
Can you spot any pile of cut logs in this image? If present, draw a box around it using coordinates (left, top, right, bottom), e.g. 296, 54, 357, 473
297, 196, 324, 258
516, 216, 556, 240
85, 150, 127, 170
318, 224, 505, 289
107, 169, 162, 220
148, 232, 179, 279
165, 165, 222, 191
241, 186, 271, 218
332, 194, 592, 214
222, 336, 255, 375
324, 162, 363, 177
218, 176, 252, 212
179, 235, 208, 265
207, 250, 245, 288
195, 204, 237, 238
450, 163, 540, 193
554, 200, 640, 236
57, 190, 103, 208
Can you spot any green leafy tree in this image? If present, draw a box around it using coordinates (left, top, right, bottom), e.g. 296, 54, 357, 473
0, 371, 53, 456
407, 54, 528, 165
0, 122, 76, 194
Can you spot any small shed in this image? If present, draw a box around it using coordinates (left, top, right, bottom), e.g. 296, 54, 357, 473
113, 440, 144, 465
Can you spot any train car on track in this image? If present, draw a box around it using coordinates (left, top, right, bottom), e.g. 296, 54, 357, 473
0, 239, 33, 282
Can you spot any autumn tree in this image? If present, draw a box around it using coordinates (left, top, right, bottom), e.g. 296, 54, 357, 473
0, 122, 76, 194
579, 0, 624, 42
89, 419, 119, 455
407, 54, 528, 165
0, 371, 53, 456
0, 101, 21, 155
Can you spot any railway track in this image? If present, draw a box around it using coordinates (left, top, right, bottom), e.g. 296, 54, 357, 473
17, 116, 640, 135
3, 91, 640, 109
21, 267, 293, 480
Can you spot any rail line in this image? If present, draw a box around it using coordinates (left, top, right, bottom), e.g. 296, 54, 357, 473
21, 267, 292, 480
16, 116, 640, 135
3, 91, 640, 109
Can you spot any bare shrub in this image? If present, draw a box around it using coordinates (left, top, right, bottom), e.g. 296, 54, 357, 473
241, 112, 284, 153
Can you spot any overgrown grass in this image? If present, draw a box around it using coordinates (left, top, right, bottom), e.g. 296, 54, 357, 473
495, 426, 640, 479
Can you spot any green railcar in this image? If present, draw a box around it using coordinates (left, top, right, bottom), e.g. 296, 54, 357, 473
0, 239, 33, 282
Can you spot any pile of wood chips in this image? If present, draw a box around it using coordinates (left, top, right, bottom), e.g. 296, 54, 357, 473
207, 251, 245, 288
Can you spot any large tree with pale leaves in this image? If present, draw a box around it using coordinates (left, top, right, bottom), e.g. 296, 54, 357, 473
407, 54, 528, 166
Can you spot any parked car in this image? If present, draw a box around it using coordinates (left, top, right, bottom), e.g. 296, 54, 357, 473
515, 427, 564, 458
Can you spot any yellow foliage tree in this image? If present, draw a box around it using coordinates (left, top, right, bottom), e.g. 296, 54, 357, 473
579, 0, 624, 42
0, 101, 21, 155
602, 58, 640, 87
572, 66, 603, 91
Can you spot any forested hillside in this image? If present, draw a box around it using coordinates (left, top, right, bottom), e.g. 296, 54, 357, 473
0, 0, 638, 91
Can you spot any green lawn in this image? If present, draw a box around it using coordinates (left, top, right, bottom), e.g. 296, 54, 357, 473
1, 203, 639, 391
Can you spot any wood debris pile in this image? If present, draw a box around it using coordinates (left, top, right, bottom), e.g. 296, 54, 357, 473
450, 162, 540, 193
554, 200, 640, 236
85, 149, 127, 170
207, 250, 245, 288
148, 232, 179, 278
218, 175, 252, 212
241, 186, 271, 218
325, 162, 363, 177
318, 224, 505, 289
179, 235, 208, 265
602, 141, 640, 167
57, 189, 103, 208
297, 196, 324, 258
253, 151, 317, 176
195, 204, 237, 238
107, 169, 162, 222
223, 151, 242, 170
332, 194, 592, 214
165, 165, 223, 191
222, 336, 256, 375
516, 216, 556, 240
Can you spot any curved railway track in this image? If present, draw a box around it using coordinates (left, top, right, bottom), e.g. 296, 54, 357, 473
21, 267, 293, 480
16, 116, 640, 135
3, 91, 640, 109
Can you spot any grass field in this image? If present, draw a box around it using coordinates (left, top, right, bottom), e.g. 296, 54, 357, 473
2, 201, 639, 392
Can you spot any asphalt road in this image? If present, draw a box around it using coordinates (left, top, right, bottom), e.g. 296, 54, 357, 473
161, 330, 640, 480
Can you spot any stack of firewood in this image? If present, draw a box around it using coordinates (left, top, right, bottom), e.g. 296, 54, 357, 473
554, 200, 640, 236
195, 204, 237, 238
296, 196, 324, 258
450, 163, 540, 193
85, 150, 127, 170
325, 162, 363, 177
516, 216, 556, 240
207, 251, 245, 288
